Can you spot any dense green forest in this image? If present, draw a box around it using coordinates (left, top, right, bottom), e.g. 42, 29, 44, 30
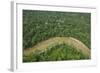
23, 10, 91, 62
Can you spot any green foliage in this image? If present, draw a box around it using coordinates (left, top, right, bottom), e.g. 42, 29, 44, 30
23, 44, 89, 62
23, 10, 91, 49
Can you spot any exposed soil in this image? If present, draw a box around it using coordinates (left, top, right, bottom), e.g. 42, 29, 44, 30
23, 37, 90, 58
